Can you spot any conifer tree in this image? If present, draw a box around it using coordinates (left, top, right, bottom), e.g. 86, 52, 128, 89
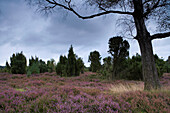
67, 45, 76, 77
56, 55, 67, 76
75, 57, 84, 75
10, 52, 27, 74
5, 61, 11, 72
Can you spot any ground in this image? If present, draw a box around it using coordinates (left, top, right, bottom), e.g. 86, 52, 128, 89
0, 72, 169, 112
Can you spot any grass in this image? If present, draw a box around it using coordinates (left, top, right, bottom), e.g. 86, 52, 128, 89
15, 88, 26, 92
109, 82, 144, 94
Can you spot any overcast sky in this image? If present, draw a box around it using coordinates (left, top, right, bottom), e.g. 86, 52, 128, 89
0, 0, 169, 66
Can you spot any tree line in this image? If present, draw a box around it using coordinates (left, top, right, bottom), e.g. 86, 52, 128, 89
1, 37, 170, 80
2, 45, 84, 77
88, 37, 170, 80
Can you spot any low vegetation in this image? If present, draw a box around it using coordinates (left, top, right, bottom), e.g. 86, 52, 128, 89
0, 72, 169, 112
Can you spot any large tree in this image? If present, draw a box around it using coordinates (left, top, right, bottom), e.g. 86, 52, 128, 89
27, 0, 170, 90
108, 36, 130, 80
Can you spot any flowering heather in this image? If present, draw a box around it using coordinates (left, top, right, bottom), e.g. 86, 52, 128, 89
0, 72, 169, 112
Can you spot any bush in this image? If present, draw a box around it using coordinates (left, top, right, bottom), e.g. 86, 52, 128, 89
27, 62, 40, 76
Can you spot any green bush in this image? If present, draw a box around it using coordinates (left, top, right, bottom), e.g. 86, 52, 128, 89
27, 62, 40, 76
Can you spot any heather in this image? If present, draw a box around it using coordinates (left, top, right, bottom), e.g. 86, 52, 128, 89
0, 72, 169, 113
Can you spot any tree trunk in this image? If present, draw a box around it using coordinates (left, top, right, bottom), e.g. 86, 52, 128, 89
133, 0, 161, 90
138, 39, 161, 90
111, 58, 117, 80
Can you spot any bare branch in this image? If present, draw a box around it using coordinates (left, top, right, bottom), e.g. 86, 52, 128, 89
143, 0, 170, 17
44, 0, 133, 19
151, 32, 170, 40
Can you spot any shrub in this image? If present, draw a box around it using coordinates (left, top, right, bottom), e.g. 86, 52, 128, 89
27, 62, 40, 76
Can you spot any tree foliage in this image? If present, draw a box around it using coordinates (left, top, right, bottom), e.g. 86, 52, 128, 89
67, 45, 76, 77
5, 61, 11, 73
108, 36, 130, 80
56, 55, 67, 76
28, 56, 48, 74
47, 59, 55, 73
101, 53, 170, 81
100, 56, 112, 79
10, 52, 27, 74
75, 57, 84, 75
27, 62, 40, 77
88, 50, 101, 72
56, 45, 85, 77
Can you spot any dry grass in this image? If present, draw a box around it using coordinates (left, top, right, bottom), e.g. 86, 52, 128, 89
109, 82, 144, 94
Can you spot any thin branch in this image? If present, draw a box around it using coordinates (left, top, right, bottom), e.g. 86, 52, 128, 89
142, 0, 151, 5
151, 32, 170, 40
45, 0, 133, 19
143, 0, 170, 17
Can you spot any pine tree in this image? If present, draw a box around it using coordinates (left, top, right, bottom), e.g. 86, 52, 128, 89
67, 45, 76, 77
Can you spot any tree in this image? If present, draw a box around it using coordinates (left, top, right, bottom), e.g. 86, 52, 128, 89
5, 61, 11, 72
29, 56, 48, 73
56, 55, 67, 76
29, 56, 39, 66
154, 54, 170, 76
47, 59, 55, 73
75, 57, 84, 75
56, 46, 84, 77
10, 52, 27, 74
27, 62, 40, 76
88, 50, 101, 72
67, 45, 76, 76
39, 59, 48, 73
101, 56, 112, 79
108, 36, 130, 80
27, 0, 170, 90
168, 56, 170, 64
125, 53, 143, 80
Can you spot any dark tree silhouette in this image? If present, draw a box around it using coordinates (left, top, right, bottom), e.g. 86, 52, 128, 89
26, 0, 170, 90
88, 50, 101, 72
108, 36, 130, 80
56, 55, 67, 76
10, 52, 27, 74
5, 61, 11, 71
67, 45, 76, 77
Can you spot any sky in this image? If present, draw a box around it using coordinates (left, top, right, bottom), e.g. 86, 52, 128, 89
0, 0, 170, 66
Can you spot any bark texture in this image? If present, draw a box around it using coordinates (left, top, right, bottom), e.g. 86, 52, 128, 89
133, 0, 160, 90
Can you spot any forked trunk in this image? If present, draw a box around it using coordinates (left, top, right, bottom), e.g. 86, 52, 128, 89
133, 0, 161, 90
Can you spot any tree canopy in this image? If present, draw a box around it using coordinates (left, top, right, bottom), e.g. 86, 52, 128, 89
88, 50, 102, 72
10, 52, 27, 74
108, 36, 130, 80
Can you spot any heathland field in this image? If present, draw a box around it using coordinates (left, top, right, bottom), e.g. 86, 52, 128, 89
0, 72, 169, 113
